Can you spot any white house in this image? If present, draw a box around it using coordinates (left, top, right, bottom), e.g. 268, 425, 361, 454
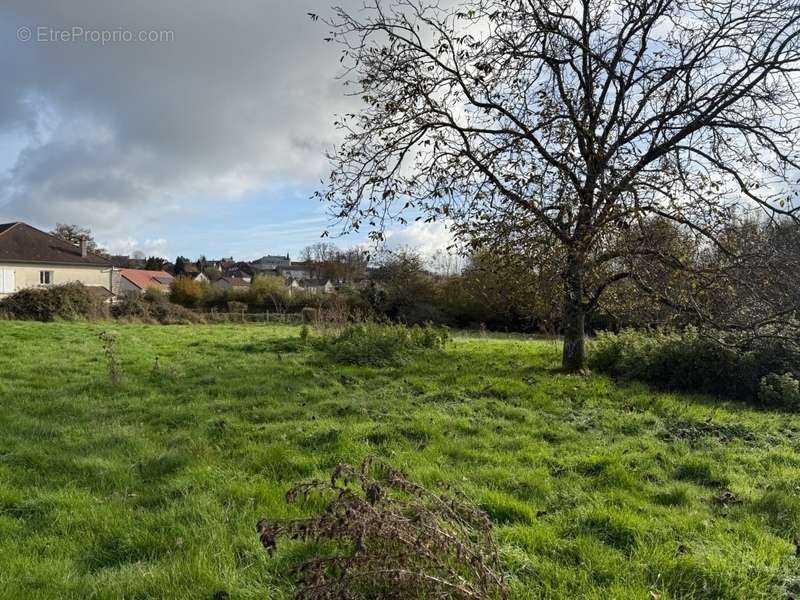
300, 279, 335, 295
0, 222, 113, 298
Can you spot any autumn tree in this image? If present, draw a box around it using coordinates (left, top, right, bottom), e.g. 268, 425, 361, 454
316, 0, 800, 371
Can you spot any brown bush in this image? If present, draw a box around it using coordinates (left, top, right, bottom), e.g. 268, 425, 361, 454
257, 457, 507, 600
112, 293, 204, 325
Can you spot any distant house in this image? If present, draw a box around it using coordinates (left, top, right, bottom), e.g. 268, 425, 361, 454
278, 261, 317, 281
208, 257, 235, 271
300, 279, 335, 295
0, 222, 113, 298
109, 255, 146, 269
250, 254, 291, 273
213, 276, 250, 290
194, 272, 211, 284
115, 269, 174, 295
223, 265, 252, 282
219, 261, 252, 281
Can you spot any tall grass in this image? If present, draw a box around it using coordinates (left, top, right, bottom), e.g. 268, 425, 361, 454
315, 321, 450, 366
1, 321, 799, 598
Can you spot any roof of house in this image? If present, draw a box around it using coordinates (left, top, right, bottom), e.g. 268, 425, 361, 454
0, 222, 112, 267
223, 265, 249, 275
302, 278, 333, 288
279, 262, 316, 272
251, 255, 291, 267
217, 276, 250, 287
119, 269, 174, 291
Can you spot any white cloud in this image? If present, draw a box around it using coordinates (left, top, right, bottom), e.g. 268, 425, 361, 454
383, 220, 457, 257
105, 236, 168, 257
0, 1, 361, 237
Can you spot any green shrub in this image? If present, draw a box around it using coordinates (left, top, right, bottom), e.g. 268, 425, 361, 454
169, 276, 204, 308
247, 275, 289, 310
589, 328, 797, 403
0, 283, 108, 322
758, 373, 800, 409
143, 287, 168, 303
316, 322, 449, 366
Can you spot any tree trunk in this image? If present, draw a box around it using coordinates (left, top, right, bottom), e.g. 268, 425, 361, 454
561, 252, 586, 372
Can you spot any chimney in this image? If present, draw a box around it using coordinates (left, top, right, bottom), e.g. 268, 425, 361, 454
79, 237, 88, 258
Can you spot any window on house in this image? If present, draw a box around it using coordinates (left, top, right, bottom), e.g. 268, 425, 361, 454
0, 269, 15, 294
40, 271, 54, 285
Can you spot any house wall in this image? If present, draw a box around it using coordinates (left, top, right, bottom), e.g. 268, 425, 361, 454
279, 268, 314, 280
117, 276, 142, 295
111, 270, 123, 296
0, 262, 113, 298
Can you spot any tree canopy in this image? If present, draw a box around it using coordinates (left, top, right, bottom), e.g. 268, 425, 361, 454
316, 0, 800, 370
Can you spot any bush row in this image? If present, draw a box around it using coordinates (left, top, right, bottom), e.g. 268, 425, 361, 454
589, 328, 799, 408
0, 283, 108, 322
314, 322, 450, 367
0, 283, 204, 325
164, 271, 544, 332
167, 275, 350, 314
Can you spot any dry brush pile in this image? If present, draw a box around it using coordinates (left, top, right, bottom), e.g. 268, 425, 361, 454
257, 458, 508, 600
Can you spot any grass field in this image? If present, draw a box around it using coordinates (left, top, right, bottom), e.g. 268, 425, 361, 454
0, 322, 799, 599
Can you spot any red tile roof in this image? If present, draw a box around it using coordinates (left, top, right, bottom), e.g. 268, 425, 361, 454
119, 269, 174, 291
0, 222, 111, 266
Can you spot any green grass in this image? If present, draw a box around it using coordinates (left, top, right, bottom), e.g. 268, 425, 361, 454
0, 322, 799, 599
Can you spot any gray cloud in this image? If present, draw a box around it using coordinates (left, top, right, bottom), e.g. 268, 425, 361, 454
0, 0, 359, 240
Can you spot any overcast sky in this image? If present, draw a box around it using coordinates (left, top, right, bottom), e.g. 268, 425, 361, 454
0, 0, 451, 259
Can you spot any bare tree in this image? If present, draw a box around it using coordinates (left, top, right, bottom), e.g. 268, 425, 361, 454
429, 249, 466, 276
301, 242, 370, 281
630, 217, 800, 348
315, 0, 800, 370
301, 242, 341, 264
50, 223, 108, 257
